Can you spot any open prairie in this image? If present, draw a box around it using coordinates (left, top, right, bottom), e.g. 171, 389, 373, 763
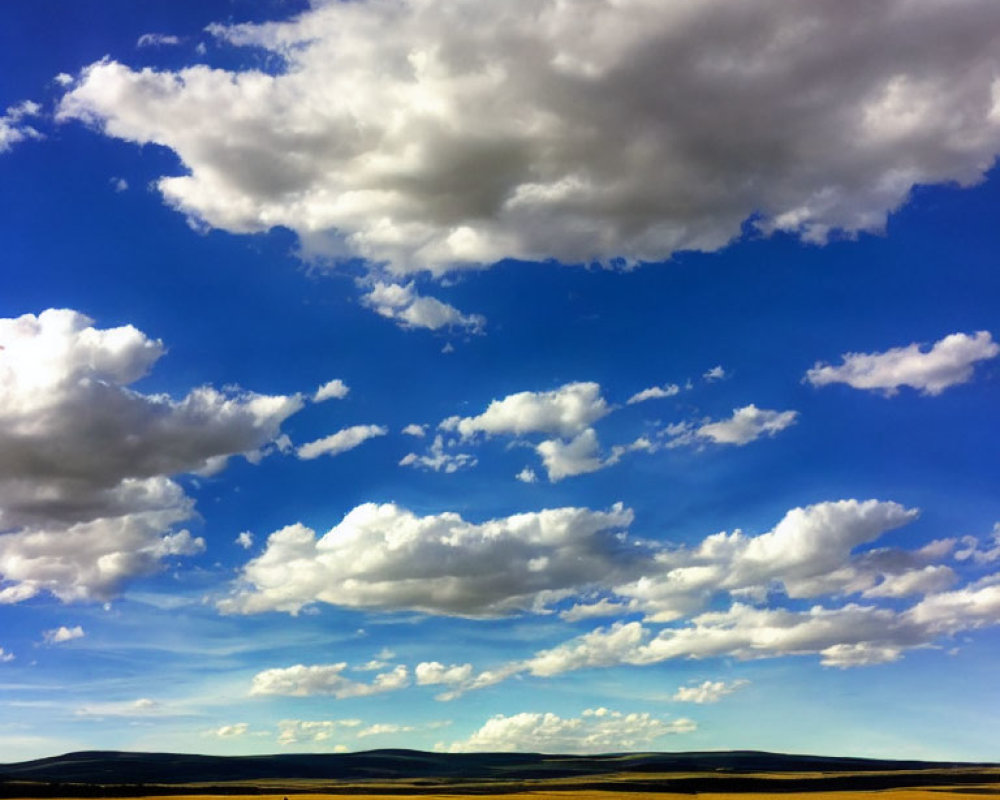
4, 766, 1000, 800
2, 750, 999, 800
6, 789, 1000, 800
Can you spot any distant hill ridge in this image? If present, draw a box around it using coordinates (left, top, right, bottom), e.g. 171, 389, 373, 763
0, 748, 993, 785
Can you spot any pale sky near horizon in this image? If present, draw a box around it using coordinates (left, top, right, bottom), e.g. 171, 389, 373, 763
1, 0, 1000, 762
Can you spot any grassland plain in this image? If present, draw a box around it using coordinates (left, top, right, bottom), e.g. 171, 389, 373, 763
4, 769, 1000, 800
3, 752, 998, 799
4, 789, 1000, 800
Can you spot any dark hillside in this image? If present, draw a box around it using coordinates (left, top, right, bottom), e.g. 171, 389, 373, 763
0, 748, 993, 785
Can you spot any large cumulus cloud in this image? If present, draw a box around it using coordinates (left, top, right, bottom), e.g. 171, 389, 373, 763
57, 0, 1000, 279
220, 502, 638, 616
0, 309, 302, 602
224, 498, 945, 623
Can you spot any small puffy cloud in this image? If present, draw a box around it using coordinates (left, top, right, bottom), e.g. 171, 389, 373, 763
362, 282, 484, 333
0, 101, 42, 154
433, 382, 621, 480
442, 382, 610, 440
515, 466, 538, 484
672, 679, 749, 704
819, 642, 904, 668
58, 1, 1000, 278
355, 659, 389, 672
806, 331, 999, 395
627, 384, 681, 405
277, 718, 361, 746
43, 625, 84, 644
235, 531, 254, 550
0, 648, 14, 663
111, 177, 128, 192
692, 404, 798, 446
956, 523, 1000, 564
211, 723, 250, 738
251, 663, 410, 698
297, 424, 387, 460
703, 366, 727, 382
559, 598, 631, 622
357, 723, 414, 739
221, 502, 636, 616
535, 432, 655, 483
75, 698, 160, 718
313, 379, 350, 403
0, 309, 302, 603
136, 33, 181, 48
399, 434, 477, 473
402, 423, 427, 437
536, 428, 605, 481
862, 565, 957, 598
442, 709, 695, 753
415, 662, 475, 686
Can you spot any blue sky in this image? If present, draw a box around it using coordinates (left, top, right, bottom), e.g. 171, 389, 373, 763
2, 0, 1000, 762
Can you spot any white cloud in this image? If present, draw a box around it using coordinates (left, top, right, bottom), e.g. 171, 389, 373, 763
221, 502, 636, 616
420, 381, 790, 483
692, 404, 798, 446
251, 663, 409, 698
402, 423, 427, 437
536, 428, 605, 481
357, 723, 414, 739
420, 499, 989, 696
224, 497, 939, 628
111, 177, 128, 192
399, 434, 477, 473
515, 466, 538, 484
361, 282, 484, 333
226, 496, 998, 697
75, 698, 161, 717
355, 659, 389, 672
441, 708, 695, 753
276, 718, 361, 746
672, 679, 749, 704
432, 382, 622, 480
0, 310, 301, 603
296, 424, 387, 460
0, 648, 14, 663
442, 382, 610, 440
211, 723, 250, 738
43, 625, 84, 644
615, 499, 920, 621
463, 577, 1000, 690
235, 531, 254, 550
862, 565, 957, 598
136, 33, 181, 48
0, 101, 42, 154
806, 331, 999, 395
313, 378, 350, 403
415, 661, 474, 686
627, 384, 681, 405
703, 365, 727, 382
956, 523, 1000, 564
58, 1, 1000, 278
559, 598, 630, 622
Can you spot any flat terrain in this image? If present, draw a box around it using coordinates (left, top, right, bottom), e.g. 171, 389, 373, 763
2, 751, 998, 798
4, 789, 1000, 800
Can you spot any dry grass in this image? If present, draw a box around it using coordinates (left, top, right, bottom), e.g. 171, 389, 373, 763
30, 790, 998, 800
